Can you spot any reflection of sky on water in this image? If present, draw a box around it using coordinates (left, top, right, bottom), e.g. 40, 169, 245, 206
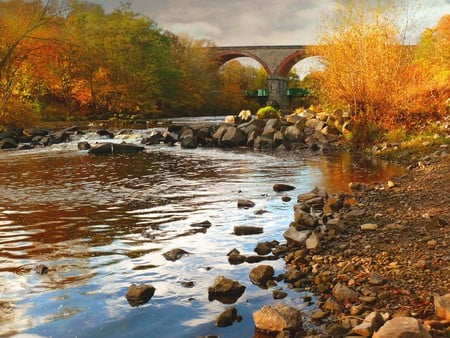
0, 140, 403, 337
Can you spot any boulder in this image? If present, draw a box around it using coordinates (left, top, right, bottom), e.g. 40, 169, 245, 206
234, 226, 263, 236
283, 227, 311, 246
221, 127, 246, 147
435, 293, 450, 320
293, 207, 318, 228
249, 265, 275, 286
208, 276, 246, 304
88, 142, 144, 155
180, 135, 198, 149
141, 131, 164, 145
262, 119, 281, 137
162, 248, 189, 261
254, 242, 273, 255
305, 232, 321, 251
284, 125, 303, 142
228, 253, 246, 265
332, 283, 359, 303
253, 303, 303, 334
373, 317, 431, 338
0, 138, 18, 149
126, 283, 156, 307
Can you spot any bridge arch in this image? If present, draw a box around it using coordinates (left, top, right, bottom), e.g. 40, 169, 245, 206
215, 50, 271, 76
214, 45, 311, 109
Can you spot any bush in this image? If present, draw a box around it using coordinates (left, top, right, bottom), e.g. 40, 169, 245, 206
256, 106, 281, 120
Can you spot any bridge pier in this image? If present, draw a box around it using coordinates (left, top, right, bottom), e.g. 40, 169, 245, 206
268, 76, 288, 110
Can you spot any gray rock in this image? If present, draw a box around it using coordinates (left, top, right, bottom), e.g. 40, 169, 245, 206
221, 127, 246, 147
77, 141, 91, 150
180, 135, 198, 149
228, 254, 246, 265
0, 138, 18, 149
283, 227, 311, 246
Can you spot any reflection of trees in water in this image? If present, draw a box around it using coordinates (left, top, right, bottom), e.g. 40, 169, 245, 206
307, 152, 404, 193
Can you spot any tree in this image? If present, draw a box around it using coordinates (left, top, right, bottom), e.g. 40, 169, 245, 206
0, 0, 61, 127
310, 0, 418, 143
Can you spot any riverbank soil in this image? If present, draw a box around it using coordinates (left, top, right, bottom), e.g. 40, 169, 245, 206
305, 151, 449, 336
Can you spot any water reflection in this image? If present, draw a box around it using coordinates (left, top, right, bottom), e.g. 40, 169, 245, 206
0, 146, 403, 337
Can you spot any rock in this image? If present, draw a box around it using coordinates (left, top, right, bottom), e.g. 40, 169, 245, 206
284, 125, 303, 142
293, 207, 317, 227
237, 199, 255, 208
228, 254, 246, 265
126, 284, 155, 307
305, 232, 321, 251
332, 283, 359, 303
221, 127, 246, 147
77, 141, 91, 150
249, 265, 275, 285
96, 128, 114, 138
234, 226, 263, 236
262, 119, 281, 137
273, 290, 288, 300
283, 227, 311, 246
35, 264, 49, 275
284, 268, 306, 283
435, 293, 450, 320
281, 196, 291, 202
0, 138, 18, 149
253, 303, 302, 334
190, 220, 212, 228
162, 248, 189, 261
215, 307, 238, 327
180, 135, 198, 149
361, 223, 379, 231
254, 242, 273, 255
326, 218, 345, 233
273, 184, 296, 192
208, 276, 246, 304
351, 312, 385, 337
141, 131, 164, 145
373, 317, 432, 338
88, 142, 144, 155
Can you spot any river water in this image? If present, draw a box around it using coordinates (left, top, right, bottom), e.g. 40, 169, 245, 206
0, 129, 403, 338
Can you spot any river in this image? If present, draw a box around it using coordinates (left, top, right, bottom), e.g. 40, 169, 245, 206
0, 129, 403, 338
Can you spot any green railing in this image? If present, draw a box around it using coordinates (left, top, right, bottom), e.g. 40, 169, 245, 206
244, 88, 308, 97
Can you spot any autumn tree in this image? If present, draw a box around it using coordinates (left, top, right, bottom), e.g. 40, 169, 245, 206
0, 0, 61, 127
310, 0, 419, 144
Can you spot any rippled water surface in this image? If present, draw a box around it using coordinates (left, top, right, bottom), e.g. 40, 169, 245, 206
0, 136, 403, 338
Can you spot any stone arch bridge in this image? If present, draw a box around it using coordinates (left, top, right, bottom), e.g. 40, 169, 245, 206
214, 45, 313, 110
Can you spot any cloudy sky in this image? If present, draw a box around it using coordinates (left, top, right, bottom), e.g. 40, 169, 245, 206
90, 0, 449, 46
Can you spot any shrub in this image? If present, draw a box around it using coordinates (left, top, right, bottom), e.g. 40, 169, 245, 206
256, 106, 281, 120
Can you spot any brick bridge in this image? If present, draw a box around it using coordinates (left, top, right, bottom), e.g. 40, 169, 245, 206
215, 45, 312, 109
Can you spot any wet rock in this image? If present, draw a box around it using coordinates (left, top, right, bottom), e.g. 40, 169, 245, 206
233, 226, 263, 236
228, 254, 246, 265
77, 141, 91, 150
96, 128, 114, 138
373, 317, 431, 338
180, 135, 198, 149
208, 276, 246, 304
273, 183, 296, 192
141, 131, 164, 145
181, 281, 195, 288
215, 307, 238, 327
293, 207, 318, 228
273, 290, 288, 300
126, 283, 155, 307
254, 209, 268, 215
237, 199, 255, 208
88, 142, 144, 155
284, 268, 306, 284
0, 138, 18, 149
221, 127, 246, 147
162, 248, 189, 261
190, 220, 212, 228
249, 265, 275, 286
35, 264, 49, 275
254, 242, 273, 255
253, 303, 303, 334
435, 293, 450, 320
281, 196, 291, 202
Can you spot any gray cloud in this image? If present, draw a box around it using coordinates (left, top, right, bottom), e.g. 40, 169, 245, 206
92, 0, 449, 45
